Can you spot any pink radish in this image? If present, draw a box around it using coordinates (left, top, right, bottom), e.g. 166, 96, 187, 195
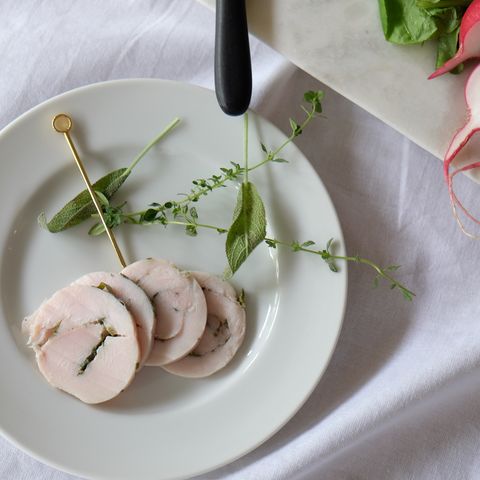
444, 63, 480, 236
429, 0, 480, 79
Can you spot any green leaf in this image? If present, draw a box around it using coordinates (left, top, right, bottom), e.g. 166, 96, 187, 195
436, 24, 463, 72
301, 240, 315, 247
272, 158, 289, 163
386, 264, 401, 271
88, 222, 106, 236
326, 238, 334, 252
303, 90, 324, 113
304, 90, 324, 103
417, 0, 471, 8
225, 182, 267, 275
424, 5, 461, 32
94, 190, 110, 207
237, 289, 246, 308
289, 118, 302, 136
291, 241, 302, 252
260, 143, 268, 153
378, 0, 439, 44
265, 239, 277, 248
43, 168, 129, 233
141, 208, 157, 222
190, 207, 198, 219
186, 225, 197, 236
328, 260, 339, 273
402, 289, 414, 301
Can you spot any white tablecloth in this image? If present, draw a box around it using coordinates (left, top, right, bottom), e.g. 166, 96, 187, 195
2, 1, 480, 479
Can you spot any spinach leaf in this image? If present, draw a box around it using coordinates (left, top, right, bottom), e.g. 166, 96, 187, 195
378, 0, 439, 44
378, 0, 471, 71
378, 0, 469, 44
417, 0, 471, 8
436, 24, 463, 71
424, 5, 461, 32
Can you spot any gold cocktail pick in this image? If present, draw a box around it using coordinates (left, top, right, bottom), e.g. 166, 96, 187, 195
52, 113, 127, 268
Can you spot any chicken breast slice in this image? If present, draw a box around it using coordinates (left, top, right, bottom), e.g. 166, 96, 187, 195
24, 285, 139, 404
72, 272, 155, 368
23, 284, 138, 347
37, 322, 139, 404
162, 272, 246, 378
121, 258, 207, 366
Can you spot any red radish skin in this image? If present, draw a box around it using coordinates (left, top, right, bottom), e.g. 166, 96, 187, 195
443, 64, 480, 236
429, 0, 480, 79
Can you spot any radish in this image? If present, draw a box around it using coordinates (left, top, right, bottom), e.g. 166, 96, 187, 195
444, 63, 480, 236
429, 0, 480, 79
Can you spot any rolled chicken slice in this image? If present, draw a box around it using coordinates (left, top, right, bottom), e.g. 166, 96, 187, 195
24, 284, 138, 347
162, 272, 246, 378
24, 285, 139, 404
72, 272, 155, 368
121, 258, 207, 366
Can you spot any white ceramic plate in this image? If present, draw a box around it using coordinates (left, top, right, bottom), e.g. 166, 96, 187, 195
0, 79, 346, 480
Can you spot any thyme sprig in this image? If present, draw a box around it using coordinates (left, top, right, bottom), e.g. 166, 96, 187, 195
265, 237, 415, 300
114, 91, 322, 225
121, 215, 414, 301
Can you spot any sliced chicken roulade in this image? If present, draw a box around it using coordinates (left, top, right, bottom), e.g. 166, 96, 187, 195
24, 285, 139, 404
162, 272, 246, 378
73, 272, 155, 368
121, 258, 207, 366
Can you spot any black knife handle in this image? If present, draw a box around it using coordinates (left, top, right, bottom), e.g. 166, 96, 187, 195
214, 0, 252, 116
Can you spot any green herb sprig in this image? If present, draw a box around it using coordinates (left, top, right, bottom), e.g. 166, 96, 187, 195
90, 90, 322, 234
118, 214, 414, 301
41, 91, 414, 300
39, 117, 180, 233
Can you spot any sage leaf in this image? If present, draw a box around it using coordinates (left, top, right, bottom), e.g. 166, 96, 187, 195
41, 168, 129, 233
225, 182, 267, 275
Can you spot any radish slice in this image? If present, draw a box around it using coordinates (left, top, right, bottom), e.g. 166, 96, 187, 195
443, 64, 480, 236
429, 0, 480, 79
24, 285, 139, 404
72, 272, 155, 369
162, 272, 246, 378
121, 258, 207, 366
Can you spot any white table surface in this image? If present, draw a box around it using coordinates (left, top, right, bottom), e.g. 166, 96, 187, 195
2, 1, 480, 479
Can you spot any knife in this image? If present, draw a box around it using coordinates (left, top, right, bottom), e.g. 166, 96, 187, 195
214, 0, 252, 116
